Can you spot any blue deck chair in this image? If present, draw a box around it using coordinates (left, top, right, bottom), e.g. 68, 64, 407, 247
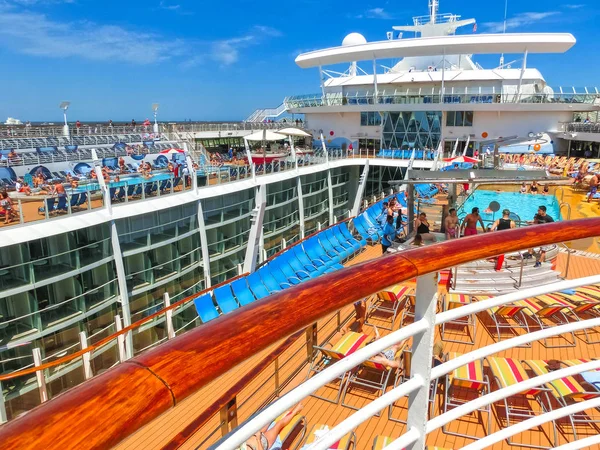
116, 187, 126, 201
172, 177, 181, 189
339, 222, 367, 248
134, 184, 143, 197
302, 238, 334, 266
230, 278, 256, 306
315, 234, 342, 260
331, 226, 361, 253
284, 250, 319, 279
326, 227, 355, 253
126, 185, 135, 198
321, 229, 351, 259
246, 272, 271, 299
352, 215, 379, 242
38, 197, 56, 215
193, 293, 220, 323
109, 187, 117, 201
69, 193, 80, 209
56, 196, 68, 212
77, 192, 88, 208
213, 285, 239, 314
265, 262, 298, 288
257, 267, 283, 293
273, 254, 306, 283
291, 246, 327, 275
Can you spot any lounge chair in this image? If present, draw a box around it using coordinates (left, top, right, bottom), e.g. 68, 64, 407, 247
341, 347, 400, 413
55, 195, 68, 213
366, 285, 413, 330
212, 285, 239, 314
536, 293, 600, 344
523, 359, 600, 440
307, 331, 371, 404
38, 197, 56, 215
268, 410, 307, 450
442, 352, 491, 439
246, 271, 271, 300
485, 357, 556, 449
291, 246, 327, 276
230, 278, 256, 306
516, 298, 575, 348
303, 424, 356, 450
339, 222, 367, 248
485, 304, 531, 347
193, 293, 219, 323
441, 293, 477, 345
575, 285, 600, 300
256, 267, 283, 294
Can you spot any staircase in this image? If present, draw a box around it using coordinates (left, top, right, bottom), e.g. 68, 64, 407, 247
451, 251, 562, 295
169, 130, 209, 166
245, 103, 287, 123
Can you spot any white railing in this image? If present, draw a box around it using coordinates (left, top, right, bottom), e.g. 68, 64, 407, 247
215, 274, 600, 450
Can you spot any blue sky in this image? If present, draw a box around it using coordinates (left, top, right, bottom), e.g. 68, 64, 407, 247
0, 0, 597, 121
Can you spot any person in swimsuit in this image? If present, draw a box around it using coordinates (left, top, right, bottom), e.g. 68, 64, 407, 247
588, 173, 598, 203
238, 404, 304, 450
529, 181, 539, 194
414, 212, 436, 242
461, 207, 486, 236
444, 208, 459, 239
542, 184, 549, 195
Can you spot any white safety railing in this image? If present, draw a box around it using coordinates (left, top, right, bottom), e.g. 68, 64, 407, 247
215, 274, 600, 450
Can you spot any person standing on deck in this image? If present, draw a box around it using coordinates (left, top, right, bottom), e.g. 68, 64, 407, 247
444, 208, 459, 239
381, 215, 396, 254
525, 206, 555, 268
588, 173, 598, 203
461, 207, 486, 236
490, 209, 516, 271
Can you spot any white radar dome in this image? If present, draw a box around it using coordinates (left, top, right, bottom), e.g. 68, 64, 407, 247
342, 33, 367, 47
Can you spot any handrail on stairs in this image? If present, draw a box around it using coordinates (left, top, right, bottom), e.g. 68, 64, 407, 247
1, 218, 600, 450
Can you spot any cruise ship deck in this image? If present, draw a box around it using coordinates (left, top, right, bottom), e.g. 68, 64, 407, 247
110, 246, 600, 450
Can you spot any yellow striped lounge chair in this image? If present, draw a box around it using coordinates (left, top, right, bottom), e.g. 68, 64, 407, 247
304, 424, 356, 450
523, 359, 600, 440
442, 352, 490, 439
486, 304, 531, 347
372, 435, 392, 450
537, 293, 600, 344
441, 293, 476, 345
268, 411, 307, 450
577, 285, 600, 300
485, 357, 556, 449
367, 285, 414, 330
308, 331, 371, 404
516, 298, 575, 348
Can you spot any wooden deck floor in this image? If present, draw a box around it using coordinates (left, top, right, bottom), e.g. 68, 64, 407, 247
113, 242, 600, 450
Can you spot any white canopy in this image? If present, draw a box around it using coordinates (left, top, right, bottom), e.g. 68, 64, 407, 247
244, 130, 287, 142
277, 128, 312, 137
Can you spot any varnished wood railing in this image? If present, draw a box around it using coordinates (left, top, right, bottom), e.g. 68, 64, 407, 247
2, 218, 600, 450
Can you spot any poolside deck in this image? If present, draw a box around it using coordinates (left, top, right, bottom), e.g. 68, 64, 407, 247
113, 244, 600, 450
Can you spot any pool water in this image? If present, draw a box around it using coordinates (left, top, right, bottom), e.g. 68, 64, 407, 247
457, 190, 562, 223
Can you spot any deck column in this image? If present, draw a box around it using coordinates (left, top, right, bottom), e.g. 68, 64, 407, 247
110, 221, 133, 359
406, 272, 438, 450
197, 200, 211, 287
32, 348, 48, 403
327, 169, 334, 225
0, 381, 7, 423
297, 176, 306, 239
306, 322, 318, 360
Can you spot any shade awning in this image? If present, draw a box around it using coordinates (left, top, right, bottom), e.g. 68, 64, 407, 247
244, 130, 288, 141
277, 128, 312, 137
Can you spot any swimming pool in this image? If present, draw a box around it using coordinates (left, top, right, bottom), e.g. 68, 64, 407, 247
456, 190, 562, 224
70, 173, 174, 193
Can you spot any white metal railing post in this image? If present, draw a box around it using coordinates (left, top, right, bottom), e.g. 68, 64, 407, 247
79, 331, 93, 380
114, 315, 127, 363
164, 293, 176, 339
0, 381, 7, 423
406, 272, 438, 450
32, 348, 48, 403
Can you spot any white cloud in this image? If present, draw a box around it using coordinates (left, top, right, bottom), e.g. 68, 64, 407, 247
0, 8, 184, 64
366, 8, 390, 19
564, 4, 584, 9
158, 1, 180, 11
0, 5, 279, 68
482, 11, 559, 32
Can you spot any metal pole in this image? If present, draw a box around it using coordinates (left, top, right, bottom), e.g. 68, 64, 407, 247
406, 273, 438, 450
115, 315, 127, 363
32, 348, 48, 403
164, 293, 176, 339
79, 331, 93, 380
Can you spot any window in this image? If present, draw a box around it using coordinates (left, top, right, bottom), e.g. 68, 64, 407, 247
360, 112, 381, 126
446, 111, 474, 127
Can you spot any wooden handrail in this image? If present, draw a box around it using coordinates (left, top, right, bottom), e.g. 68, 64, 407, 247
161, 329, 305, 450
0, 271, 249, 382
2, 218, 600, 450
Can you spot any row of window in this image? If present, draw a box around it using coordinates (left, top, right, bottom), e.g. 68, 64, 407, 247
446, 111, 474, 127
360, 112, 382, 126
361, 111, 474, 127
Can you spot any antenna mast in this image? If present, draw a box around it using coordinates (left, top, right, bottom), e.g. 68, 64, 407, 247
499, 0, 508, 67
429, 0, 439, 24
